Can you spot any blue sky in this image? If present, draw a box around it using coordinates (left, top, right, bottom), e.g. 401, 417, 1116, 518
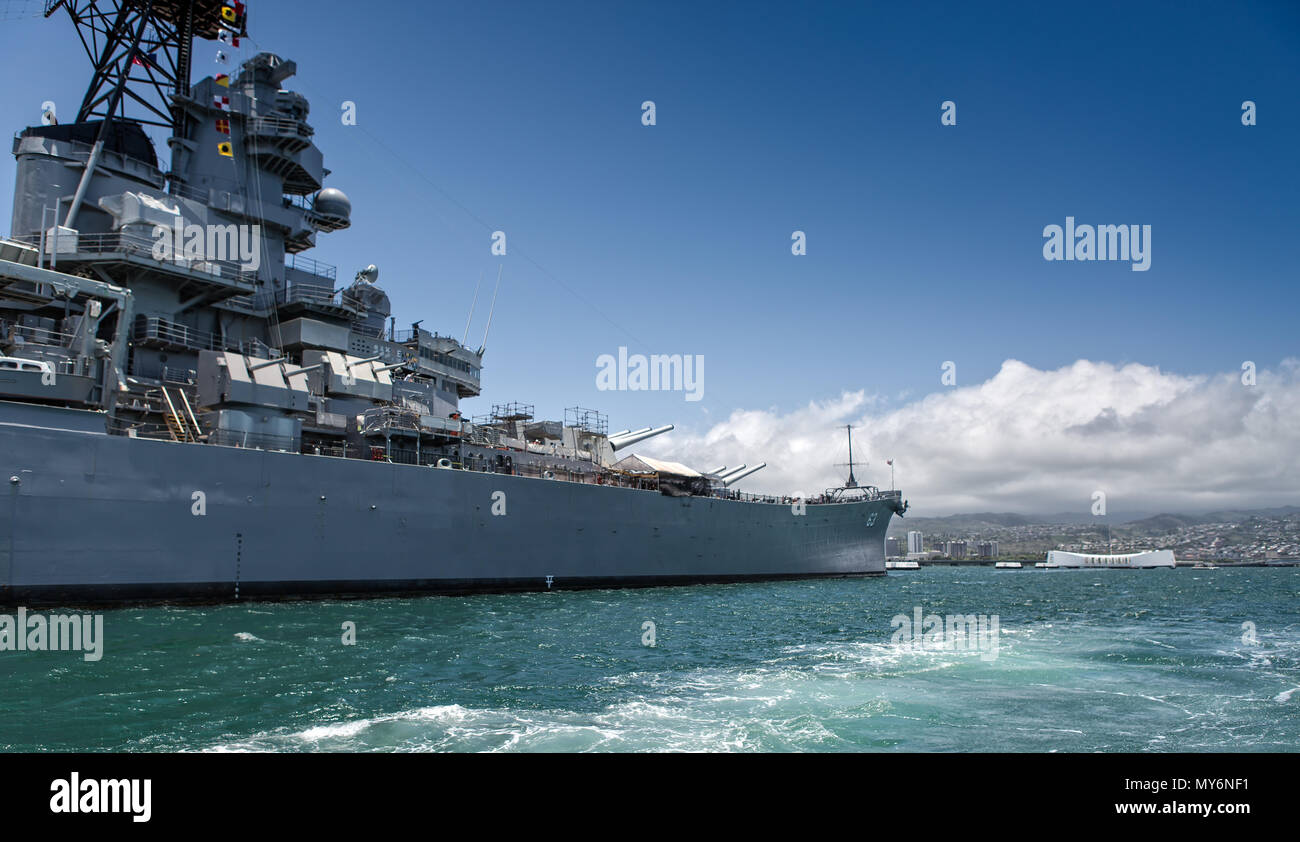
1, 1, 1297, 466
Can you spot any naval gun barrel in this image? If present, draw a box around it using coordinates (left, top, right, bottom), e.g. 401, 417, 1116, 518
608, 424, 674, 451
707, 465, 727, 475
721, 462, 766, 486
714, 464, 747, 481
246, 356, 287, 371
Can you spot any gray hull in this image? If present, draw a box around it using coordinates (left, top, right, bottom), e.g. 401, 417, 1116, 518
1, 404, 896, 606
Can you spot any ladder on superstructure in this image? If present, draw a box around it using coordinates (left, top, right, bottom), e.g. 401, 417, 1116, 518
158, 385, 201, 442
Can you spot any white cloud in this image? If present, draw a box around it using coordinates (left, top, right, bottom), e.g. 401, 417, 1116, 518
639, 358, 1300, 516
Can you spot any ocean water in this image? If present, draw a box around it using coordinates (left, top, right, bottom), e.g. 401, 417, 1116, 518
3, 567, 1297, 752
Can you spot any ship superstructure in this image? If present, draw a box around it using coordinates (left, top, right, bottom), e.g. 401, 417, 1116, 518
0, 1, 906, 604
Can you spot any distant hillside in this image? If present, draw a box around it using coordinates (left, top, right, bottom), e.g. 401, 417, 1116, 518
889, 506, 1298, 536
1196, 506, 1300, 522
1121, 506, 1300, 533
890, 511, 1145, 533
888, 512, 1033, 533
1121, 514, 1198, 533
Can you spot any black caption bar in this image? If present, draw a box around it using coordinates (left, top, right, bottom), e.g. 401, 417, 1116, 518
0, 752, 1286, 829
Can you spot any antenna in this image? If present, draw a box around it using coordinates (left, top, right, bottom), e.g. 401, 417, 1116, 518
834, 424, 863, 488
478, 264, 502, 355
462, 269, 483, 346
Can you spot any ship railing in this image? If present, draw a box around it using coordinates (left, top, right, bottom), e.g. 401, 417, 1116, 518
210, 282, 346, 313
350, 322, 385, 339
13, 230, 260, 286
713, 490, 787, 504
247, 116, 314, 140
385, 447, 421, 466
303, 442, 351, 459
161, 366, 197, 385
508, 463, 621, 485
7, 323, 78, 349
132, 314, 222, 351
276, 281, 351, 310
107, 418, 184, 441
313, 408, 349, 430
222, 293, 287, 315
220, 293, 260, 313
428, 459, 631, 486
361, 406, 421, 436
207, 429, 296, 452
410, 415, 462, 435
392, 329, 458, 344
108, 416, 309, 454
711, 488, 878, 505
286, 253, 337, 281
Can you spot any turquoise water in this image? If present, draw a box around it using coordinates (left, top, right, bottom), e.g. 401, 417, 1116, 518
3, 567, 1297, 752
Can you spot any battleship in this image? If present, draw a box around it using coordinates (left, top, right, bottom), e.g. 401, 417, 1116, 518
0, 1, 906, 605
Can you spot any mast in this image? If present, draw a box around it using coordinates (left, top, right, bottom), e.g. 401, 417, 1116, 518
46, 0, 244, 135
835, 424, 861, 488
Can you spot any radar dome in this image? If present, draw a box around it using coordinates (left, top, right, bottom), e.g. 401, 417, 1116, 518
311, 187, 351, 230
